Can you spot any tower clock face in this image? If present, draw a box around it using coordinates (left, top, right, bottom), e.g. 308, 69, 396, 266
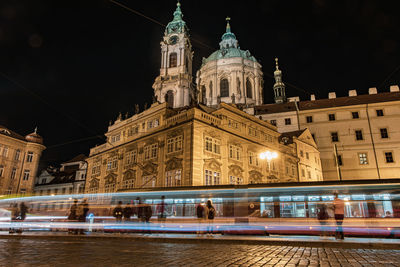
169, 35, 179, 45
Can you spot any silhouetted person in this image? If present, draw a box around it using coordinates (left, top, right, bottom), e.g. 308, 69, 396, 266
317, 204, 329, 237
157, 196, 166, 223
113, 201, 123, 223
76, 199, 89, 234
196, 202, 205, 235
68, 199, 78, 234
9, 203, 18, 234
123, 203, 133, 222
205, 199, 216, 236
333, 193, 344, 240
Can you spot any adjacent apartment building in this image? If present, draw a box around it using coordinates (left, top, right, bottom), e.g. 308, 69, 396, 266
0, 126, 45, 194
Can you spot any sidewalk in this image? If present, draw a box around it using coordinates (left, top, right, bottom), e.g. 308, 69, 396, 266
1, 231, 399, 249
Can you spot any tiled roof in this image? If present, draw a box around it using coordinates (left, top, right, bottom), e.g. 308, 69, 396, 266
0, 125, 26, 141
278, 129, 306, 144
256, 91, 400, 114
64, 154, 87, 164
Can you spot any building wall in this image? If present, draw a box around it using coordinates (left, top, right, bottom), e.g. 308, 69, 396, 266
0, 132, 45, 195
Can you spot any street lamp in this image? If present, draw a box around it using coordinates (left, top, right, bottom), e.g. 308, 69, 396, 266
259, 151, 278, 172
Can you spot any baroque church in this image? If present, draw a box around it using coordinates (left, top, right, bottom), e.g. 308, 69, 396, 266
84, 2, 321, 194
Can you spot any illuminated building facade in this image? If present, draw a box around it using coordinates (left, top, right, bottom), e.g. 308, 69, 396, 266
0, 126, 45, 194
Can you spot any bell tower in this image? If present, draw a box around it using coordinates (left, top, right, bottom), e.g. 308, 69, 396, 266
153, 1, 193, 108
273, 58, 287, 103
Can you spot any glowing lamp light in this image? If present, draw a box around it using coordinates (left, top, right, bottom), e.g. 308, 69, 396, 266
259, 151, 278, 161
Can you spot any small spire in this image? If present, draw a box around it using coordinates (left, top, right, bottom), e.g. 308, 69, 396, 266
177, 0, 180, 7
34, 127, 38, 134
226, 17, 231, 33
275, 57, 280, 71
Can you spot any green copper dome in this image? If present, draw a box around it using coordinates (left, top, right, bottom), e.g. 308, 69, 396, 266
202, 18, 258, 66
165, 2, 188, 34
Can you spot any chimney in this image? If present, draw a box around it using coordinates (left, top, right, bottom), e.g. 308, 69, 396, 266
348, 90, 357, 97
390, 85, 400, 92
310, 94, 316, 101
328, 92, 336, 99
368, 87, 377, 94
287, 96, 300, 102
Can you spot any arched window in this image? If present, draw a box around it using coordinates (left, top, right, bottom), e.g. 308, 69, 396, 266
246, 78, 252, 98
201, 85, 206, 104
209, 81, 213, 98
169, 53, 177, 68
165, 90, 174, 108
220, 78, 229, 97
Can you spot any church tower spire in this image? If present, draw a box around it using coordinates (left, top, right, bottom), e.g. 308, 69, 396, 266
152, 1, 193, 108
273, 58, 286, 103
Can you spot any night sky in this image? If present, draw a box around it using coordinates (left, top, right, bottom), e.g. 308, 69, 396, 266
1, 0, 399, 169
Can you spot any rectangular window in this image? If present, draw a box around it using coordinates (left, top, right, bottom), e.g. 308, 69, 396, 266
385, 152, 394, 163
352, 112, 359, 119
380, 128, 388, 139
306, 152, 309, 159
144, 144, 158, 160
142, 175, 155, 188
92, 161, 101, 176
301, 169, 305, 177
26, 152, 34, 162
285, 118, 291, 125
2, 146, 8, 157
355, 130, 363, 140
270, 120, 276, 126
376, 109, 384, 117
167, 135, 183, 153
165, 169, 181, 187
125, 150, 137, 166
300, 150, 304, 157
104, 183, 115, 193
11, 168, 16, 179
228, 119, 239, 129
14, 150, 21, 161
204, 137, 220, 154
229, 145, 241, 161
307, 170, 311, 179
111, 134, 121, 143
336, 155, 343, 166
328, 114, 336, 121
23, 170, 30, 180
106, 156, 118, 170
248, 127, 258, 137
306, 116, 313, 123
128, 126, 139, 136
205, 170, 220, 186
358, 153, 368, 165
249, 152, 259, 166
331, 132, 339, 142
229, 176, 243, 185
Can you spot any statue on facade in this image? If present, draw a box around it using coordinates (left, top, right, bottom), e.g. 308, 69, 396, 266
236, 77, 241, 98
117, 112, 122, 121
125, 112, 129, 119
231, 94, 236, 104
144, 103, 148, 110
135, 104, 139, 114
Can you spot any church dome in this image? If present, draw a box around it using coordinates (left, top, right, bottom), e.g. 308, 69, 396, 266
196, 18, 263, 107
25, 128, 43, 144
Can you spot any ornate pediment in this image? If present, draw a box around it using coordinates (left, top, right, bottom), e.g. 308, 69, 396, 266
228, 164, 244, 176
104, 173, 117, 185
204, 158, 222, 171
165, 157, 183, 171
203, 130, 220, 139
249, 170, 263, 183
142, 162, 158, 175
167, 129, 183, 138
89, 178, 99, 189
144, 137, 158, 146
126, 144, 138, 152
123, 169, 136, 181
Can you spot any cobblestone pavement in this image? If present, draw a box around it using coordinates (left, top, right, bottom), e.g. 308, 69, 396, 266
0, 237, 399, 267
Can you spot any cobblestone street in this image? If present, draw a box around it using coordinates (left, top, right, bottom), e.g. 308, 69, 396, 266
1, 237, 399, 267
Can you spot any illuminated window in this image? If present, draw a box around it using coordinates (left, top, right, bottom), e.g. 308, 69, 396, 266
306, 116, 313, 123
111, 134, 120, 143
358, 153, 368, 165
23, 170, 30, 180
165, 169, 182, 187
106, 156, 118, 171
385, 152, 394, 163
328, 114, 336, 121
144, 144, 158, 160
26, 151, 33, 162
147, 118, 159, 129
167, 136, 183, 153
229, 145, 241, 161
352, 112, 359, 119
355, 130, 363, 140
380, 128, 388, 139
204, 137, 220, 154
205, 170, 220, 186
220, 78, 229, 97
169, 52, 177, 68
229, 176, 243, 185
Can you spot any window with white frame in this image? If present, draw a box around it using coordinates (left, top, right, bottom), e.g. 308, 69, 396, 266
167, 135, 183, 153
204, 137, 220, 154
205, 170, 220, 186
2, 146, 8, 157
249, 151, 259, 166
122, 171, 136, 189
229, 176, 243, 185
14, 150, 21, 161
358, 153, 368, 165
128, 126, 139, 136
23, 170, 30, 180
10, 168, 16, 179
142, 175, 155, 188
106, 156, 118, 171
144, 144, 158, 160
228, 119, 240, 129
26, 151, 33, 162
165, 169, 182, 187
229, 145, 241, 161
125, 150, 137, 166
92, 160, 101, 176
111, 134, 121, 143
248, 127, 258, 137
147, 118, 160, 130
104, 183, 115, 193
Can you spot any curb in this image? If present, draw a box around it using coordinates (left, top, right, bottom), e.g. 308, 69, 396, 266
1, 234, 399, 250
